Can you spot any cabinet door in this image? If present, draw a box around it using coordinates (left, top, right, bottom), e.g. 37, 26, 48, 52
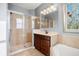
41, 39, 50, 56
41, 39, 50, 48
34, 34, 41, 50
41, 47, 50, 56
34, 34, 50, 56
41, 35, 50, 56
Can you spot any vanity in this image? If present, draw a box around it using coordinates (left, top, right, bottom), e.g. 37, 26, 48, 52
33, 4, 58, 56
34, 30, 58, 56
34, 33, 50, 56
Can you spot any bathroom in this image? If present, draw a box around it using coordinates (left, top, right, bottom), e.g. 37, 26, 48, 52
0, 3, 79, 56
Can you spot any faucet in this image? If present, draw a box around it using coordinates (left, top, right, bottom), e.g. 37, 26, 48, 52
45, 30, 48, 34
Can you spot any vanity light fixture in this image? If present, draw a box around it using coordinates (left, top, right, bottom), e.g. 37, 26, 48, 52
41, 11, 44, 14
43, 9, 47, 13
50, 4, 57, 11
40, 4, 57, 15
41, 10, 46, 15
43, 9, 47, 15
47, 7, 52, 13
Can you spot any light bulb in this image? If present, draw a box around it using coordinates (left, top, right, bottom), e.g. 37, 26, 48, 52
41, 11, 44, 14
43, 9, 47, 13
42, 9, 47, 15
53, 7, 57, 11
47, 7, 51, 13
50, 5, 57, 11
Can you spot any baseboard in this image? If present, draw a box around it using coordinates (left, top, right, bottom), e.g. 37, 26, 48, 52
10, 46, 34, 56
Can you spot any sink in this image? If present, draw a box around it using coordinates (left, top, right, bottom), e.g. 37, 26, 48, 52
33, 30, 58, 36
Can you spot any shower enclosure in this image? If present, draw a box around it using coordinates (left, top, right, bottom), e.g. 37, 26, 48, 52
8, 11, 32, 55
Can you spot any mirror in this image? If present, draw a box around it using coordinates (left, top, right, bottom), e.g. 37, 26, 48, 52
33, 17, 40, 29
40, 13, 53, 29
40, 4, 58, 29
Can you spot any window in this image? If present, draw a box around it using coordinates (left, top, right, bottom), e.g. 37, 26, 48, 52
16, 18, 24, 29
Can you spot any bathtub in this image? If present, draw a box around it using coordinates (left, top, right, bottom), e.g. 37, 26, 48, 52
53, 44, 79, 56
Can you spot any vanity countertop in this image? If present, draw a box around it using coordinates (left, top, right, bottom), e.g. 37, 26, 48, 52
33, 30, 58, 36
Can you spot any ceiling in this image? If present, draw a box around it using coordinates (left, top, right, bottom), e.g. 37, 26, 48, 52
11, 3, 41, 10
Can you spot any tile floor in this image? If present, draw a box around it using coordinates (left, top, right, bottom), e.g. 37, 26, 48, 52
10, 42, 32, 53
12, 48, 45, 56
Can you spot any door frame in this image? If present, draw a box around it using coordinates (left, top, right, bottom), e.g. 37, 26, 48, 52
7, 10, 25, 55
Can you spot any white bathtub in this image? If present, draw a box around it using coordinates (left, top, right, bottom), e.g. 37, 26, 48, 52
53, 44, 79, 56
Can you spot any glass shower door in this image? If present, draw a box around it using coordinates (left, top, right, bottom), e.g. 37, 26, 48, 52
9, 12, 24, 53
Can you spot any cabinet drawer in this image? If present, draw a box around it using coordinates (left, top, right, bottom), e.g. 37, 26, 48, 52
41, 35, 50, 41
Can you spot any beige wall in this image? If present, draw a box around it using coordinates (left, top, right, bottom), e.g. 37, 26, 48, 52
56, 34, 79, 49
62, 35, 79, 48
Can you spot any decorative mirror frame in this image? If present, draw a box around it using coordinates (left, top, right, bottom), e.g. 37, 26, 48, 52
63, 4, 79, 32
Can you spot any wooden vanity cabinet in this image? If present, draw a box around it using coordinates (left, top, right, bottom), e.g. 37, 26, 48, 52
34, 34, 51, 56
34, 34, 41, 50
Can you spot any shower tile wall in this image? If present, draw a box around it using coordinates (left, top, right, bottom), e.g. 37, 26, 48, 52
10, 13, 32, 53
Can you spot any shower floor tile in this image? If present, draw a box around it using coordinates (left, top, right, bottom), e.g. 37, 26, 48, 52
12, 48, 45, 56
